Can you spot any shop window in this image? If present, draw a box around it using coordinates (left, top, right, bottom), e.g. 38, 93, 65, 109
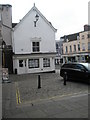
43, 58, 50, 67
19, 60, 23, 67
28, 59, 39, 68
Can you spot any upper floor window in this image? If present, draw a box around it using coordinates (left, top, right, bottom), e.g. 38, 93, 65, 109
78, 44, 80, 51
32, 42, 40, 52
88, 42, 90, 50
87, 34, 90, 38
82, 43, 85, 51
74, 45, 76, 52
81, 35, 85, 39
70, 45, 72, 52
65, 46, 68, 53
56, 43, 59, 49
43, 58, 50, 67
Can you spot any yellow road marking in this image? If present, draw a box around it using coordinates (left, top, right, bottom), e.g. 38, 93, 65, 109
15, 82, 21, 104
21, 90, 88, 105
15, 82, 88, 105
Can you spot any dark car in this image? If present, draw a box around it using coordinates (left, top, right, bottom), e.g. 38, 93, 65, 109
60, 62, 90, 83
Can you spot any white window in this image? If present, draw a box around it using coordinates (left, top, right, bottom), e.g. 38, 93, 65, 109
19, 60, 23, 67
43, 58, 50, 67
32, 42, 40, 52
28, 59, 39, 68
82, 43, 85, 51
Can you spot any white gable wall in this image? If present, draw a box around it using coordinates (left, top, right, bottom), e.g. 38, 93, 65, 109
13, 10, 56, 54
13, 6, 57, 74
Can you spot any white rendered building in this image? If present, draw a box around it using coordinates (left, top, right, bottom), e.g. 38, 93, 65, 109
13, 4, 57, 74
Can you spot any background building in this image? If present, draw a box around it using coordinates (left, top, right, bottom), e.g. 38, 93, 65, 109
55, 40, 63, 65
61, 25, 90, 63
13, 4, 57, 74
0, 4, 13, 73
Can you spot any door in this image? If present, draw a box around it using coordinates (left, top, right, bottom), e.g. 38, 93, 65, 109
19, 59, 27, 74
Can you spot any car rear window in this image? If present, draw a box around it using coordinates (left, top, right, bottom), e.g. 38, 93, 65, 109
62, 64, 74, 68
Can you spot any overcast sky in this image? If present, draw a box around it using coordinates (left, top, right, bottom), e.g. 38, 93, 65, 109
0, 0, 89, 40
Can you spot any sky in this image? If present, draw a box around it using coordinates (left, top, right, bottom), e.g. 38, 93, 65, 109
0, 0, 89, 40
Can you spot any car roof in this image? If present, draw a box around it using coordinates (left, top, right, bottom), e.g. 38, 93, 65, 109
63, 62, 90, 65
62, 62, 90, 70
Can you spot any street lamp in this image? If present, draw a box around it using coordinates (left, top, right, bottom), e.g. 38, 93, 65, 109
35, 14, 39, 22
34, 14, 39, 27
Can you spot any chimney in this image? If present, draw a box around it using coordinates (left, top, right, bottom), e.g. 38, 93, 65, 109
84, 25, 90, 31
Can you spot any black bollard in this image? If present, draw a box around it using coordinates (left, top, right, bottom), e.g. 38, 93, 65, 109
38, 75, 41, 89
63, 73, 67, 85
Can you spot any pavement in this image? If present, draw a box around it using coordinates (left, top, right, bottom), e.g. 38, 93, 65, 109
2, 66, 89, 118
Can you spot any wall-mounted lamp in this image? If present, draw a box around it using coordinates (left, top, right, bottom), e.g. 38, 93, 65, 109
34, 14, 39, 27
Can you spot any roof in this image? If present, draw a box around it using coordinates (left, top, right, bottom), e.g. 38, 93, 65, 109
60, 24, 90, 42
12, 23, 17, 28
0, 4, 12, 7
14, 4, 57, 32
60, 32, 80, 42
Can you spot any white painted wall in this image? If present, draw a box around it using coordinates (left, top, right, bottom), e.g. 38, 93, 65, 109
13, 6, 56, 74
13, 9, 56, 54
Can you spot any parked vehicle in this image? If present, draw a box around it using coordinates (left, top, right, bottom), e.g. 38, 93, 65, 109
60, 62, 90, 83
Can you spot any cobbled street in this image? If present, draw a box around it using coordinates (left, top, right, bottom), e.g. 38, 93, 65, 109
2, 66, 89, 118
9, 67, 88, 104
